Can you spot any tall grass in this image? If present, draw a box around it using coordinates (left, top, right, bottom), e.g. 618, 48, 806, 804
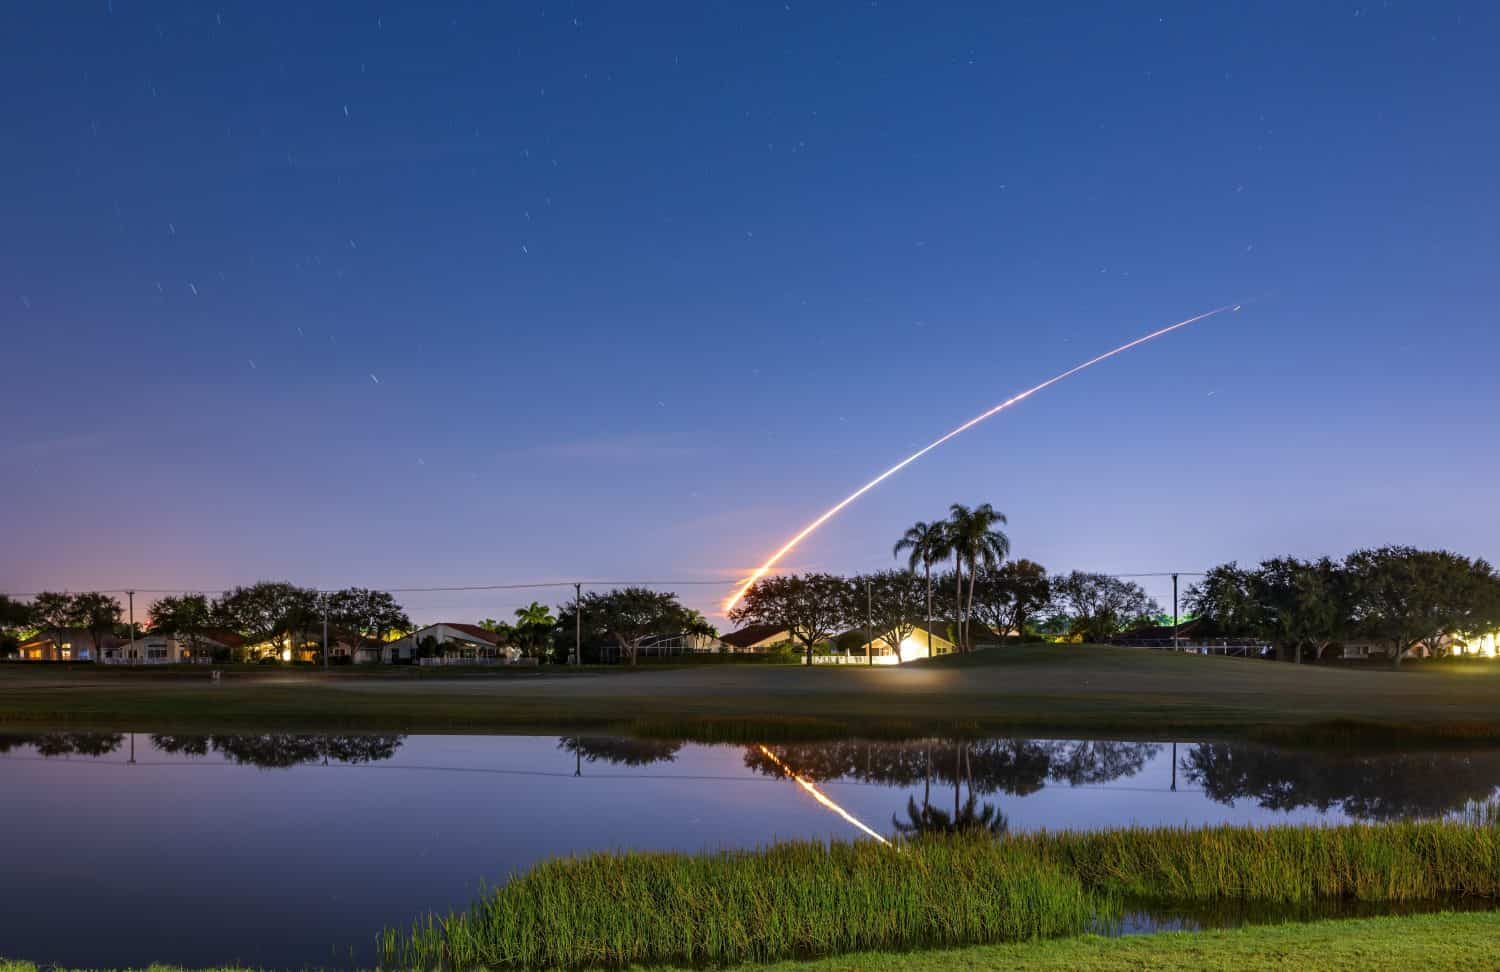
382, 815, 1500, 970
1019, 820, 1500, 903
380, 839, 1094, 970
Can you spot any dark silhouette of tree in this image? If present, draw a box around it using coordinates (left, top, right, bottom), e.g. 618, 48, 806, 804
894, 520, 949, 659
968, 559, 1051, 642
150, 733, 405, 768
1049, 572, 1159, 642
0, 732, 126, 757
1183, 742, 1500, 819
729, 573, 855, 665
892, 793, 1008, 837
558, 736, 683, 766
857, 569, 930, 664
944, 504, 1010, 651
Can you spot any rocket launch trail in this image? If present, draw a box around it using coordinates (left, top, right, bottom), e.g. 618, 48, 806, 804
725, 304, 1239, 613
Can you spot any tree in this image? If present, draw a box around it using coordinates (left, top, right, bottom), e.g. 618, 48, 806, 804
1347, 547, 1497, 668
559, 736, 683, 767
29, 592, 74, 660
1049, 571, 1159, 642
67, 592, 122, 662
859, 569, 928, 664
944, 503, 1010, 651
479, 617, 515, 638
1255, 556, 1350, 663
968, 559, 1051, 642
728, 573, 855, 665
325, 588, 410, 660
1185, 563, 1261, 636
893, 520, 949, 660
212, 581, 321, 660
149, 593, 215, 661
512, 601, 555, 660
0, 595, 33, 657
575, 587, 694, 666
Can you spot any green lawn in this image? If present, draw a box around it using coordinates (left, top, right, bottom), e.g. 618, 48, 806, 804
702, 912, 1500, 971
4, 645, 1500, 742
5, 913, 1499, 971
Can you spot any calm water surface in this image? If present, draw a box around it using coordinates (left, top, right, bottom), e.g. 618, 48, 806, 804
2, 732, 1497, 969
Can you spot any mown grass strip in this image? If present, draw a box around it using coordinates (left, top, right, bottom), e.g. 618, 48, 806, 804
381, 816, 1500, 970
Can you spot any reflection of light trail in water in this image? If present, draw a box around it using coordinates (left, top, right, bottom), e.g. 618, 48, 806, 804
725, 305, 1239, 611
757, 744, 891, 845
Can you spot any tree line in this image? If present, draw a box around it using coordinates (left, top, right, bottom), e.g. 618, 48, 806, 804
0, 584, 412, 662
730, 502, 1164, 663
0, 582, 716, 666
1187, 546, 1500, 666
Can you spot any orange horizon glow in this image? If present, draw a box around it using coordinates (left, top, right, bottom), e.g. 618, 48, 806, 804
724, 304, 1239, 613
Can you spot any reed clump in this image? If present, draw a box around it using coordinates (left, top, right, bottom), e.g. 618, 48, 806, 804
381, 838, 1093, 970
381, 815, 1500, 970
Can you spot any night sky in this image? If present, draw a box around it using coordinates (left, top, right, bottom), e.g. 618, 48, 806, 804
4, 2, 1497, 622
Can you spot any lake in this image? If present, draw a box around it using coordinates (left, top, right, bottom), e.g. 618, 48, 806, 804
3, 732, 1497, 969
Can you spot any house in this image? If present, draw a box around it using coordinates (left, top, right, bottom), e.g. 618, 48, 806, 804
382, 623, 520, 664
831, 625, 958, 664
1340, 631, 1499, 661
720, 624, 794, 652
871, 625, 957, 661
238, 628, 381, 664
16, 627, 122, 662
129, 628, 246, 663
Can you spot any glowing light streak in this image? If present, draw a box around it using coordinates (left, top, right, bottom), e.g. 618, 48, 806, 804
726, 305, 1238, 612
756, 744, 891, 845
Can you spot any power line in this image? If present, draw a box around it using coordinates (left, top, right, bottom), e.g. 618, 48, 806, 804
0, 579, 746, 599
0, 571, 1205, 600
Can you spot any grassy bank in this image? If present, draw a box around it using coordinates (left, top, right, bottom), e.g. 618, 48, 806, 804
5, 645, 1500, 744
6, 910, 1500, 971
7, 912, 1500, 971
381, 818, 1500, 969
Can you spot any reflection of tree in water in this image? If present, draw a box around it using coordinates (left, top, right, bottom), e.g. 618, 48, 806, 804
893, 793, 1008, 837
149, 733, 405, 768
557, 737, 684, 766
1183, 744, 1500, 820
747, 738, 1159, 840
744, 738, 1160, 794
0, 732, 126, 757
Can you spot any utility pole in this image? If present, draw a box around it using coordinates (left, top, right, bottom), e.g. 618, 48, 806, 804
322, 602, 329, 671
126, 590, 135, 665
866, 578, 873, 666
574, 582, 582, 666
1171, 573, 1179, 651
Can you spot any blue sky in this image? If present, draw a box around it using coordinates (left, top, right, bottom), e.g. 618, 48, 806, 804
3, 2, 1496, 621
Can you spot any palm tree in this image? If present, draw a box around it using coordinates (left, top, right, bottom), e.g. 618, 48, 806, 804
945, 504, 1010, 651
893, 741, 1008, 838
513, 602, 555, 660
892, 794, 1007, 837
894, 520, 949, 659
